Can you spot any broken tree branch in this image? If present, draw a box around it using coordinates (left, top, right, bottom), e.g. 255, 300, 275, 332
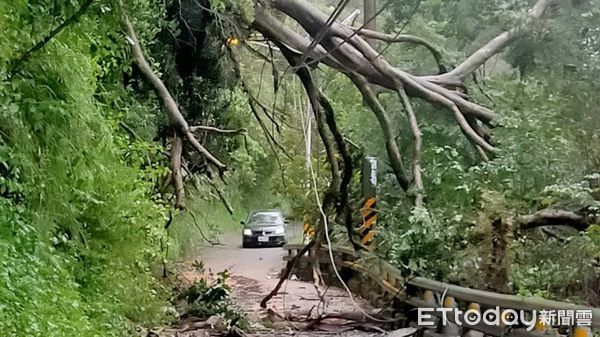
205, 177, 234, 215
171, 134, 185, 210
351, 28, 445, 73
397, 87, 424, 207
188, 211, 224, 246
123, 16, 226, 172
517, 208, 594, 231
189, 125, 247, 135
253, 96, 283, 134
319, 91, 352, 212
350, 74, 410, 191
318, 92, 359, 250
227, 47, 291, 160
446, 0, 554, 81
251, 0, 554, 199
261, 241, 316, 308
451, 104, 496, 153
261, 0, 497, 138
275, 42, 341, 194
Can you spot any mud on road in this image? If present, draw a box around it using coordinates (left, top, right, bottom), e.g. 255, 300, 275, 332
178, 228, 386, 336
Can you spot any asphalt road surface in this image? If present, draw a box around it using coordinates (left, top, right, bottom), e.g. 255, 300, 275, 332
193, 226, 384, 336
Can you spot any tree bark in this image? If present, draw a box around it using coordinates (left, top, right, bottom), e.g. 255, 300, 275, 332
397, 88, 424, 207
517, 209, 592, 231
171, 134, 185, 210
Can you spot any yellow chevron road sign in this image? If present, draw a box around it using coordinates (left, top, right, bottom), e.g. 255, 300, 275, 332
358, 157, 377, 248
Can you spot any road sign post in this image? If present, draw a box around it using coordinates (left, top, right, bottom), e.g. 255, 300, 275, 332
359, 157, 377, 248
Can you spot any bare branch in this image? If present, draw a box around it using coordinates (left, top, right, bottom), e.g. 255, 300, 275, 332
119, 121, 141, 140
319, 91, 360, 250
188, 211, 224, 246
226, 46, 291, 159
350, 74, 410, 191
319, 92, 353, 204
123, 16, 226, 171
314, 95, 342, 195
253, 97, 282, 133
189, 125, 247, 135
242, 41, 274, 63
447, 0, 555, 80
352, 28, 446, 73
171, 134, 185, 210
451, 105, 496, 153
466, 116, 491, 161
397, 87, 424, 207
517, 209, 593, 231
260, 240, 316, 308
244, 81, 291, 158
203, 177, 234, 215
274, 41, 342, 194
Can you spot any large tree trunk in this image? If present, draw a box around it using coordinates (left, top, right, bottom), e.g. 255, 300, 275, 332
246, 0, 558, 211
252, 0, 554, 197
484, 218, 512, 293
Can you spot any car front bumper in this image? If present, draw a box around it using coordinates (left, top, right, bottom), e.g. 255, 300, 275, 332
243, 235, 286, 246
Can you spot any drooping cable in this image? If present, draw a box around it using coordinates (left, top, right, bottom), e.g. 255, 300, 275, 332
294, 0, 352, 69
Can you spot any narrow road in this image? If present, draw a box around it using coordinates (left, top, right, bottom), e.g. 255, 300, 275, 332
191, 227, 384, 336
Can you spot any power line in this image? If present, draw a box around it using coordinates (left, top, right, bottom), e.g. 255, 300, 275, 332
304, 0, 421, 70
294, 0, 352, 70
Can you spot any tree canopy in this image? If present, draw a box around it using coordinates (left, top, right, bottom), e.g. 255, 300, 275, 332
1, 0, 599, 335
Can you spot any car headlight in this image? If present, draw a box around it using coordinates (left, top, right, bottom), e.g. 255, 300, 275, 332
275, 227, 285, 235
243, 229, 252, 236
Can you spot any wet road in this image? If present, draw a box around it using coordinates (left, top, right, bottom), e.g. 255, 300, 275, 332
189, 227, 383, 336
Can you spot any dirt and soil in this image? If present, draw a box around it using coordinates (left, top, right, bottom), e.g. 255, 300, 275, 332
175, 227, 387, 336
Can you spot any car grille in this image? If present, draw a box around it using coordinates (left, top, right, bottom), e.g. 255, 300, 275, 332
252, 230, 274, 236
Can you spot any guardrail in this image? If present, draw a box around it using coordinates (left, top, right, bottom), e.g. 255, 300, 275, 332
283, 244, 600, 336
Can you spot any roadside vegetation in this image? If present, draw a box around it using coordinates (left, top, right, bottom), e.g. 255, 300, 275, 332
1, 0, 599, 336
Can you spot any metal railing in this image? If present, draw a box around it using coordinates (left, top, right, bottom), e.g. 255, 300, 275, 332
283, 244, 600, 336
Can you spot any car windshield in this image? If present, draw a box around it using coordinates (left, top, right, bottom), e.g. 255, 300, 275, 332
248, 212, 282, 225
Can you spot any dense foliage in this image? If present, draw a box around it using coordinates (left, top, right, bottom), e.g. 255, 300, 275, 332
0, 1, 174, 336
0, 1, 289, 335
322, 0, 600, 303
1, 0, 599, 335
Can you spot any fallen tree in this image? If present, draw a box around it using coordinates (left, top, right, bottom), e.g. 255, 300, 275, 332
124, 16, 247, 211
517, 208, 598, 232
119, 0, 559, 212
250, 0, 555, 207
